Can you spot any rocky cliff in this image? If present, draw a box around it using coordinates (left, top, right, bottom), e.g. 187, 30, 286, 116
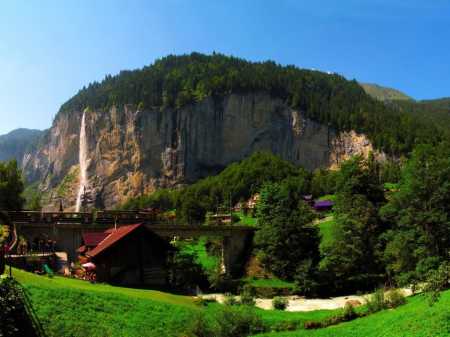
23, 91, 387, 210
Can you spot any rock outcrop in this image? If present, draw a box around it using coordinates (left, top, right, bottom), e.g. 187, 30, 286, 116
23, 91, 387, 210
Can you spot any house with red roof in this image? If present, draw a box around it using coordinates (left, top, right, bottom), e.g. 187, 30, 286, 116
82, 224, 178, 285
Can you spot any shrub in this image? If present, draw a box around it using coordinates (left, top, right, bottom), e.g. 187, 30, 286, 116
385, 288, 406, 308
191, 305, 264, 336
239, 291, 256, 306
272, 297, 289, 310
364, 288, 386, 314
364, 287, 406, 314
304, 321, 321, 330
195, 295, 207, 306
223, 292, 238, 306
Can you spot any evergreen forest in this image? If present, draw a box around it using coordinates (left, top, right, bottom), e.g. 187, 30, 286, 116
59, 52, 450, 156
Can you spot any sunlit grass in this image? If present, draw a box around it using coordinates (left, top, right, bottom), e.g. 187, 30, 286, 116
233, 212, 258, 226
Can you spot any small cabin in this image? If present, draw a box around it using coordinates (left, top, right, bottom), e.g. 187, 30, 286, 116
84, 224, 178, 285
313, 201, 333, 213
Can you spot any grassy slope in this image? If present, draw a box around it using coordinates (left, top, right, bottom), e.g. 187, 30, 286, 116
10, 267, 450, 336
318, 219, 334, 247
12, 268, 196, 337
359, 83, 415, 102
260, 291, 450, 336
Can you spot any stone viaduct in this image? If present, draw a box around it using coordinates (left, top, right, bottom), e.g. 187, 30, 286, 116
14, 222, 254, 274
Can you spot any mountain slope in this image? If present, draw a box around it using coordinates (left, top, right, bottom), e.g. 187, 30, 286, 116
359, 83, 415, 102
0, 128, 43, 166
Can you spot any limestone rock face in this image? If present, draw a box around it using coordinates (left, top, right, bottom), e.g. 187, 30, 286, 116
23, 92, 387, 210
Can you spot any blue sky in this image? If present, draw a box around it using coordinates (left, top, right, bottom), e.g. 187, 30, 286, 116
0, 0, 449, 135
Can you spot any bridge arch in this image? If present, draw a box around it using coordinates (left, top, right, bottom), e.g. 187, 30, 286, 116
29, 234, 52, 252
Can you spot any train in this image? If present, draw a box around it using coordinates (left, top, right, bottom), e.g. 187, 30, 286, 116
5, 208, 163, 225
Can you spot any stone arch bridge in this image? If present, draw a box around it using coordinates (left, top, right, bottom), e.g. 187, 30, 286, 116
14, 222, 254, 274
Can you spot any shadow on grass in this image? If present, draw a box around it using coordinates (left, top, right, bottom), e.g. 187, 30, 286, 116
0, 277, 46, 337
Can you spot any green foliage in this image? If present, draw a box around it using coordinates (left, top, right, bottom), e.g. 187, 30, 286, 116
272, 297, 289, 310
190, 304, 264, 337
311, 169, 339, 197
422, 262, 450, 307
209, 271, 235, 293
117, 188, 175, 211
223, 292, 239, 306
0, 158, 26, 211
363, 288, 406, 314
29, 193, 42, 211
171, 250, 206, 287
319, 154, 387, 293
121, 151, 312, 222
239, 290, 256, 306
253, 182, 319, 282
380, 143, 450, 286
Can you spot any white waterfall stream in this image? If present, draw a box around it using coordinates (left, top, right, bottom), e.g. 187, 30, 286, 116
75, 111, 88, 212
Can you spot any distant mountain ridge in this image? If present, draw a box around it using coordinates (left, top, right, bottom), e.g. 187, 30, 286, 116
360, 83, 450, 135
0, 128, 43, 166
359, 83, 415, 102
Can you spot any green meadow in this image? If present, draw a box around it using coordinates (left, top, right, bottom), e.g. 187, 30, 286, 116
4, 268, 450, 336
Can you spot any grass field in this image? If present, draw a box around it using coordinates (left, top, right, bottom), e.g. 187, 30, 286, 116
5, 267, 450, 336
233, 212, 259, 226
318, 218, 334, 247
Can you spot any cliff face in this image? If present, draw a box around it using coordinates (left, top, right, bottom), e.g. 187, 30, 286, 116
23, 92, 387, 210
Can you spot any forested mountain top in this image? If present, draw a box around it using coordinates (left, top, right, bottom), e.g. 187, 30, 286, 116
0, 128, 43, 166
359, 83, 415, 102
59, 52, 449, 155
0, 128, 42, 142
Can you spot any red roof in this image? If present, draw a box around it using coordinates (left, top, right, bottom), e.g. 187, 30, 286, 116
87, 224, 141, 257
76, 245, 86, 253
81, 233, 110, 247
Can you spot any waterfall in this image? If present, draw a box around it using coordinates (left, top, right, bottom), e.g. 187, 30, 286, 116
75, 111, 88, 212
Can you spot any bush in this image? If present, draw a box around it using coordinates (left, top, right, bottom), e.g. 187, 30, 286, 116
239, 291, 256, 306
190, 305, 264, 336
364, 287, 406, 314
272, 297, 289, 310
385, 288, 406, 308
223, 292, 238, 306
364, 288, 386, 314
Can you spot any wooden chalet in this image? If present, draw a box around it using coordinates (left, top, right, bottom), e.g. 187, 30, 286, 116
246, 193, 260, 209
313, 201, 333, 213
233, 202, 244, 213
84, 224, 178, 285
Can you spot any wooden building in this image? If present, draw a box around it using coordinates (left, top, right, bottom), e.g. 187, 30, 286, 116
313, 201, 333, 213
85, 224, 178, 285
